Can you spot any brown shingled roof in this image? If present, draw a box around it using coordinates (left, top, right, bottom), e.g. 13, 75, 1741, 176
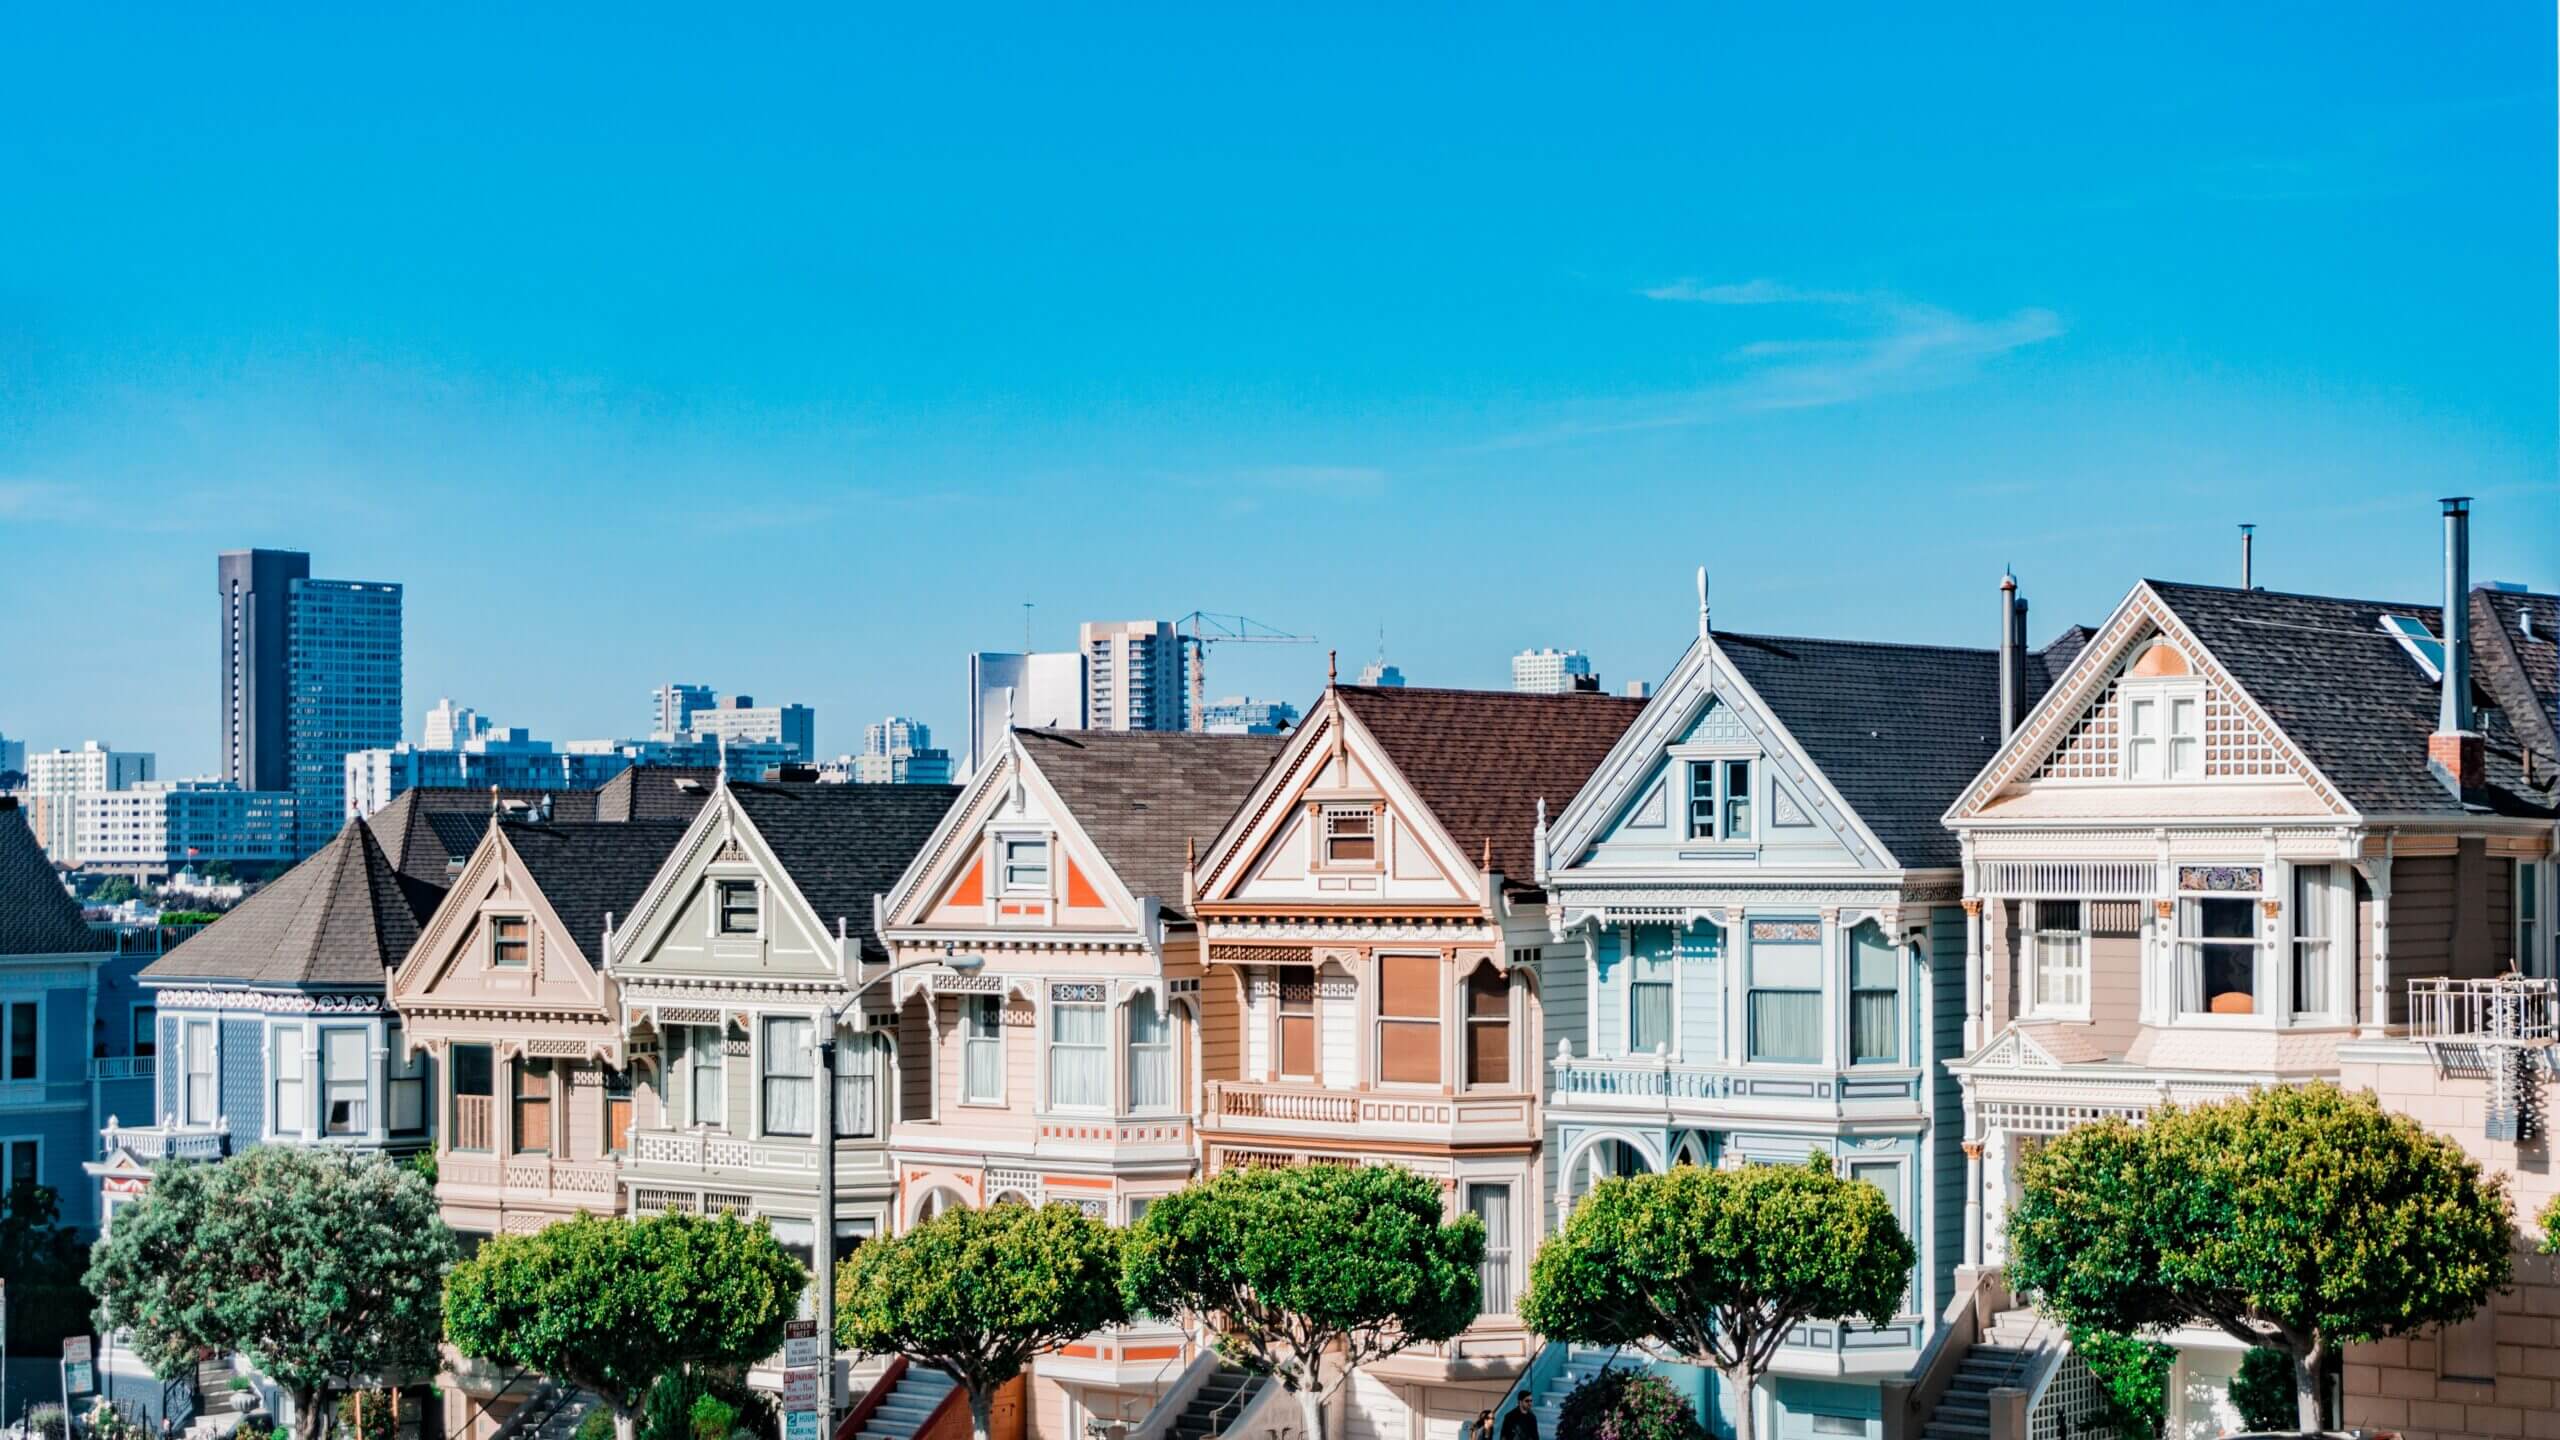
1334, 684, 1645, 888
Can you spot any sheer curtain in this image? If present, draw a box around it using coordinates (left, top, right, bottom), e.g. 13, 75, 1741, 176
835, 1032, 878, 1137
1749, 941, 1822, 1063
762, 1016, 814, 1136
963, 997, 1003, 1103
1850, 923, 1900, 1064
1630, 982, 1673, 1056
1050, 1003, 1107, 1109
1127, 995, 1173, 1112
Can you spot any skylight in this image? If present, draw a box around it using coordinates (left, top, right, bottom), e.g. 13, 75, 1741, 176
2380, 614, 2443, 682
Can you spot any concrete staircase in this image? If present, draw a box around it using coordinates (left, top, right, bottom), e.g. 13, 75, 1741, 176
524, 1387, 602, 1440
852, 1366, 959, 1440
1530, 1348, 1637, 1440
1920, 1310, 2048, 1440
1162, 1365, 1263, 1440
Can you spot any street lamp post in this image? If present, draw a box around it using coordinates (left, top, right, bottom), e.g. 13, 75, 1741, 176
811, 944, 983, 1425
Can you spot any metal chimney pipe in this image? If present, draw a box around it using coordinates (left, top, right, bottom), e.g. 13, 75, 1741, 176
2441, 497, 2473, 734
1998, 570, 2020, 738
2239, 524, 2255, 589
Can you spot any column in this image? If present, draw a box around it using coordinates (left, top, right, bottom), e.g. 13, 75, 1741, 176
1961, 898, 1985, 1050
1962, 1134, 1984, 1268
2363, 850, 2394, 1036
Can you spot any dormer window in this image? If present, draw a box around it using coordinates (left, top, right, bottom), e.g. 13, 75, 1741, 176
716, 880, 760, 935
1322, 806, 1376, 865
489, 915, 529, 967
1686, 760, 1753, 841
2119, 641, 2202, 782
1002, 837, 1050, 893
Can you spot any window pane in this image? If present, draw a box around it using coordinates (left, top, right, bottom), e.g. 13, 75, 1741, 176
1379, 954, 1439, 1019
1751, 941, 1822, 990
132, 1007, 156, 1057
718, 881, 759, 934
1850, 925, 1898, 990
1723, 760, 1752, 840
1279, 1015, 1317, 1078
513, 1060, 550, 1151
1128, 996, 1173, 1112
965, 997, 1004, 1103
1851, 991, 1899, 1063
1629, 982, 1673, 1055
324, 1028, 366, 1081
1688, 763, 1716, 839
834, 1038, 878, 1138
1466, 1016, 1510, 1088
1324, 808, 1376, 864
763, 1018, 814, 1135
1004, 839, 1050, 890
1750, 990, 1820, 1063
7, 1004, 33, 1081
1468, 1183, 1514, 1315
1465, 966, 1508, 1018
1049, 1003, 1106, 1108
1379, 1020, 1438, 1084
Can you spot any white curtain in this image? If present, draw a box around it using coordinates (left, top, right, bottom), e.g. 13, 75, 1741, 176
323, 1028, 367, 1134
1630, 982, 1673, 1055
762, 1016, 815, 1136
1049, 1003, 1107, 1109
1127, 995, 1173, 1112
2292, 865, 2335, 1016
1469, 1184, 1514, 1314
963, 997, 1003, 1103
835, 1034, 878, 1137
272, 1029, 306, 1136
1749, 941, 1822, 1063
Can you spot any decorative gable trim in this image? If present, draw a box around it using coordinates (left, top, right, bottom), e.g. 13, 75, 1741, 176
879, 750, 1016, 926
1946, 583, 2353, 822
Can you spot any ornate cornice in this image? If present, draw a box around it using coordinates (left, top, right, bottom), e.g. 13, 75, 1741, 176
154, 988, 382, 1015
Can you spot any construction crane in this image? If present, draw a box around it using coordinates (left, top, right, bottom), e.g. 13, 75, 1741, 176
1176, 611, 1314, 732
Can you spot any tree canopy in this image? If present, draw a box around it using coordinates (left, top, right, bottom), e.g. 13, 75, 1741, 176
835, 1202, 1125, 1440
1520, 1158, 1911, 1440
445, 1211, 807, 1440
87, 1147, 458, 1440
1, 1182, 93, 1356
1122, 1165, 1483, 1440
2008, 1083, 2512, 1433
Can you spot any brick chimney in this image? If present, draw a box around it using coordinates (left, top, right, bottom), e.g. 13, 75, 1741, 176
2428, 496, 2483, 794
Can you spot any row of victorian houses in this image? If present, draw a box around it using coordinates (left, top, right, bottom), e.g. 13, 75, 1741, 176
73, 498, 2560, 1440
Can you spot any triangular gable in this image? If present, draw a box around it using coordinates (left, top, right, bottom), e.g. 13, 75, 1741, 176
1194, 696, 1477, 908
1947, 582, 2350, 821
880, 738, 1144, 935
1546, 635, 1895, 874
1948, 1022, 2067, 1073
607, 786, 846, 983
393, 827, 612, 1021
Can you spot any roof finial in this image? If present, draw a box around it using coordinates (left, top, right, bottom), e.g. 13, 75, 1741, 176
1696, 566, 1710, 643
1481, 835, 1493, 873
716, 731, 729, 785
1328, 649, 1339, 686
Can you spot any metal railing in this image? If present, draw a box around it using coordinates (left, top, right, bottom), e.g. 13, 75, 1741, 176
2409, 976, 2559, 1045
91, 1056, 156, 1081
445, 1367, 536, 1440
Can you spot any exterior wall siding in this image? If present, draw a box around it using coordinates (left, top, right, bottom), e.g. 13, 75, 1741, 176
1928, 904, 1968, 1314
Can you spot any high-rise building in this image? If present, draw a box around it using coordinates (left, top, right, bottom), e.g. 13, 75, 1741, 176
219, 550, 403, 855
423, 698, 491, 751
1080, 620, 1186, 732
967, 650, 1087, 771
685, 696, 815, 759
1199, 696, 1300, 735
0, 732, 25, 780
1355, 659, 1406, 687
837, 717, 953, 784
287, 577, 403, 853
77, 780, 297, 876
219, 548, 311, 793
1509, 646, 1594, 694
26, 742, 157, 865
651, 683, 716, 738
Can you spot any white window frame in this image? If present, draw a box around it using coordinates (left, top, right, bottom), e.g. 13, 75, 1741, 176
1848, 921, 1904, 1065
384, 1028, 427, 1137
1000, 837, 1051, 894
2024, 900, 2091, 1021
320, 1025, 370, 1137
269, 1024, 309, 1139
1274, 968, 1317, 1081
1373, 950, 1443, 1089
1126, 993, 1175, 1114
678, 1024, 726, 1129
182, 1019, 217, 1125
2290, 864, 2349, 1023
1466, 1180, 1516, 1317
1319, 805, 1378, 868
1845, 1157, 1912, 1315
1682, 758, 1756, 843
1045, 995, 1108, 1112
2119, 681, 2204, 782
759, 1015, 816, 1138
715, 879, 762, 936
2517, 858, 2544, 980
2175, 893, 2265, 1023
961, 995, 1006, 1106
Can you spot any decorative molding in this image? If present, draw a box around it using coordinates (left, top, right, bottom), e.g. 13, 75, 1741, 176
1751, 921, 1820, 942
1050, 982, 1107, 1003
1208, 943, 1315, 965
2178, 865, 2261, 893
154, 988, 382, 1015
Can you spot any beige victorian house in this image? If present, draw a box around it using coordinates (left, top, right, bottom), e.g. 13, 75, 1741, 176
875, 726, 1285, 1440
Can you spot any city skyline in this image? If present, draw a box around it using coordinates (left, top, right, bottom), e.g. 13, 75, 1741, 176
4, 7, 2555, 772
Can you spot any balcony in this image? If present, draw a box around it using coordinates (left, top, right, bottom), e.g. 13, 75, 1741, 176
1549, 1050, 1924, 1124
2409, 976, 2559, 1046
624, 1126, 821, 1177
1203, 1080, 1536, 1148
438, 1153, 619, 1207
92, 1055, 155, 1082
101, 1117, 231, 1162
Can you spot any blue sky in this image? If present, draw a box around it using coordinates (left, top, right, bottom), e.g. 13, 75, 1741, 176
3, 5, 2555, 774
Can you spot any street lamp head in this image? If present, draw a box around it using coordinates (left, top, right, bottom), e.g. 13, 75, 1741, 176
943, 942, 984, 975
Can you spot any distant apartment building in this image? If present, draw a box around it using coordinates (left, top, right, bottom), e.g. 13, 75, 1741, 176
77, 780, 296, 876
27, 742, 157, 865
423, 698, 492, 751
685, 695, 816, 758
218, 549, 402, 855
1510, 646, 1594, 693
1081, 619, 1187, 732
0, 732, 24, 779
650, 682, 717, 738
831, 717, 954, 784
346, 730, 634, 821
1355, 659, 1406, 687
968, 650, 1087, 771
1198, 695, 1300, 735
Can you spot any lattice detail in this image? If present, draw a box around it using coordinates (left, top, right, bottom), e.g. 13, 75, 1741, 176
2031, 1342, 2126, 1440
2036, 665, 2296, 785
987, 1167, 1041, 1198
2202, 691, 2287, 777
1974, 1100, 2151, 1135
632, 1188, 698, 1214
703, 1191, 754, 1215
2036, 685, 2123, 781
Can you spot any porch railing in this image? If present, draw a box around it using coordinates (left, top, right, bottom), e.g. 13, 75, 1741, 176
453, 1094, 495, 1152
2409, 976, 2560, 1046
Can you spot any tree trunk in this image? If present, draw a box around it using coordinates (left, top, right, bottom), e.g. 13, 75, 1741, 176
290, 1388, 330, 1440
1723, 1362, 1755, 1440
2291, 1339, 2324, 1435
969, 1385, 994, 1440
1294, 1381, 1329, 1440
613, 1403, 637, 1440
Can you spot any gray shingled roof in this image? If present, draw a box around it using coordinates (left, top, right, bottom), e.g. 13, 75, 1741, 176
1014, 729, 1287, 918
499, 819, 694, 967
0, 804, 104, 956
367, 787, 599, 886
1716, 628, 2084, 870
146, 819, 446, 987
727, 782, 963, 959
2475, 588, 2559, 766
2148, 580, 2558, 820
595, 766, 717, 823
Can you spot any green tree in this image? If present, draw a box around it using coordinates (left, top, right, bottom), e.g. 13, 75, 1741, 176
2008, 1083, 2512, 1434
2225, 1348, 2297, 1434
1554, 1369, 1705, 1440
86, 1147, 457, 1440
835, 1202, 1126, 1440
0, 1182, 93, 1356
2063, 1327, 2173, 1440
1519, 1159, 1911, 1440
1122, 1165, 1483, 1440
443, 1211, 807, 1440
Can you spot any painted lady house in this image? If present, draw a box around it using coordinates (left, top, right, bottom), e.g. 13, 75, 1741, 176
1529, 574, 2085, 1440
874, 726, 1286, 1440
601, 775, 959, 1411
1186, 678, 1643, 1440
1935, 499, 2559, 1440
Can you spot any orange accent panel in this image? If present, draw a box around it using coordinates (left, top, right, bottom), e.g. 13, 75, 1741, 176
1040, 1174, 1113, 1191
1064, 856, 1104, 910
1058, 1345, 1100, 1359
1122, 1345, 1182, 1361
940, 853, 987, 915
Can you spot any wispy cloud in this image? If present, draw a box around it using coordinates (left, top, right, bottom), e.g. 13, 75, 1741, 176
1484, 281, 2062, 449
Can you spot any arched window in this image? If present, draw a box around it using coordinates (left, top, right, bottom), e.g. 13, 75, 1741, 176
1463, 963, 1510, 1089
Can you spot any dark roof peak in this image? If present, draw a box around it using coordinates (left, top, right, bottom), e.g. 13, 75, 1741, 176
146, 819, 444, 988
0, 810, 102, 956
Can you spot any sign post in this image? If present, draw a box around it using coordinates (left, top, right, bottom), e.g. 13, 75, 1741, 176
63, 1334, 95, 1412
781, 1320, 820, 1440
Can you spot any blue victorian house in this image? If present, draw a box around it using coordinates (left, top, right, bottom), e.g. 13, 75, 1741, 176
0, 798, 121, 1232
1525, 575, 2083, 1440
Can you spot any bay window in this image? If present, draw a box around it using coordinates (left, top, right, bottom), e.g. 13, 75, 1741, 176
1377, 953, 1441, 1085
271, 1028, 307, 1137
1467, 1183, 1515, 1315
1127, 993, 1174, 1112
761, 1016, 815, 1136
2291, 865, 2343, 1019
322, 1027, 368, 1135
183, 1020, 216, 1124
2178, 897, 2259, 1015
1048, 992, 1106, 1110
1464, 964, 1510, 1088
2026, 900, 2089, 1018
1747, 934, 1822, 1063
511, 1058, 551, 1152
1849, 922, 1901, 1064
962, 996, 1004, 1104
1277, 970, 1316, 1079
451, 1044, 494, 1151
